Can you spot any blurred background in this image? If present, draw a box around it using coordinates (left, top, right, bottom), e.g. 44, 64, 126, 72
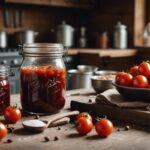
0, 0, 149, 93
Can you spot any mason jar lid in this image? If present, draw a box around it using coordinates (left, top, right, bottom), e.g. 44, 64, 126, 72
21, 43, 64, 56
0, 65, 10, 77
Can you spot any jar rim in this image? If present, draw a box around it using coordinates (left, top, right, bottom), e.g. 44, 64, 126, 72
21, 43, 65, 56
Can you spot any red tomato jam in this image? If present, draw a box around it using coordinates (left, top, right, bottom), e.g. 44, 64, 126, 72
0, 77, 10, 114
20, 65, 66, 114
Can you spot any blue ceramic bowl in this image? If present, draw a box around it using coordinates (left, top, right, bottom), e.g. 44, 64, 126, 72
112, 81, 150, 102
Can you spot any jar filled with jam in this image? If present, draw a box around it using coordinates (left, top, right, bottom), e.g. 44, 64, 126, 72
0, 65, 10, 114
20, 43, 66, 114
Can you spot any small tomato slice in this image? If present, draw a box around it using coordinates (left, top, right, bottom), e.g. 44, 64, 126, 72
95, 118, 113, 137
4, 106, 21, 123
76, 117, 93, 135
132, 75, 149, 88
0, 122, 7, 140
138, 62, 150, 77
116, 72, 133, 87
77, 112, 93, 122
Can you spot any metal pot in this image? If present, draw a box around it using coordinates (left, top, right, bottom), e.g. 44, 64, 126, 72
113, 22, 128, 49
67, 69, 93, 90
15, 29, 38, 45
56, 21, 75, 48
0, 31, 7, 48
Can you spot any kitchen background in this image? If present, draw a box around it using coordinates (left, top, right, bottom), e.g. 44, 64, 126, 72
0, 0, 149, 93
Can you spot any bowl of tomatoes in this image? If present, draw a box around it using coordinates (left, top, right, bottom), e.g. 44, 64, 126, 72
113, 61, 150, 101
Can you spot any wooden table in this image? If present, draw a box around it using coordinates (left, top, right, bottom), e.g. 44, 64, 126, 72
0, 88, 150, 150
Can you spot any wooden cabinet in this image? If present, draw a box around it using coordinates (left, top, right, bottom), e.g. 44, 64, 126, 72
4, 0, 95, 8
1, 0, 147, 48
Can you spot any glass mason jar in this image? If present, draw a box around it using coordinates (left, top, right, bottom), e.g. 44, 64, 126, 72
20, 43, 66, 114
0, 65, 10, 114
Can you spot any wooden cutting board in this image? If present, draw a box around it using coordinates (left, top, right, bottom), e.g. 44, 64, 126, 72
71, 100, 150, 127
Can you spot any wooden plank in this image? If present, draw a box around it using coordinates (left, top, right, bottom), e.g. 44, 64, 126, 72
78, 49, 137, 58
50, 0, 95, 9
71, 101, 150, 127
0, 6, 4, 28
5, 0, 52, 6
5, 0, 95, 8
134, 0, 146, 46
69, 48, 137, 58
0, 27, 26, 33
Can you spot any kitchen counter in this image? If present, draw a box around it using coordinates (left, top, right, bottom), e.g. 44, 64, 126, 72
0, 88, 150, 150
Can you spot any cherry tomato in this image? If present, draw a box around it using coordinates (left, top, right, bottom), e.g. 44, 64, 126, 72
77, 112, 93, 122
132, 75, 149, 88
76, 117, 93, 135
95, 118, 113, 137
138, 62, 150, 77
129, 66, 139, 76
0, 122, 7, 140
116, 72, 133, 87
4, 106, 21, 123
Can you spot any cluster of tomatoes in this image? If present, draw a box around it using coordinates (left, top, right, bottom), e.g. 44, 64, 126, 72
76, 112, 113, 137
116, 61, 150, 88
0, 106, 21, 140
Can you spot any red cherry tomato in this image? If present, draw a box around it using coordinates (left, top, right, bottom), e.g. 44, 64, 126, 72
138, 62, 150, 77
95, 118, 113, 137
116, 72, 133, 87
0, 122, 7, 140
76, 117, 93, 135
129, 66, 139, 76
4, 106, 21, 123
132, 75, 149, 88
77, 112, 93, 122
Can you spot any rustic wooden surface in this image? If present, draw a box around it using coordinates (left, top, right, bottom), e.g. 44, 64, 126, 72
0, 88, 150, 150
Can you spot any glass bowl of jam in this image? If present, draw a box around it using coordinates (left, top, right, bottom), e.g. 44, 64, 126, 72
20, 43, 66, 114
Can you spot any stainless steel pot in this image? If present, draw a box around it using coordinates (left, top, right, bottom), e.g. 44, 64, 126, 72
0, 31, 7, 48
67, 69, 93, 90
15, 30, 38, 45
56, 21, 75, 48
113, 22, 128, 49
